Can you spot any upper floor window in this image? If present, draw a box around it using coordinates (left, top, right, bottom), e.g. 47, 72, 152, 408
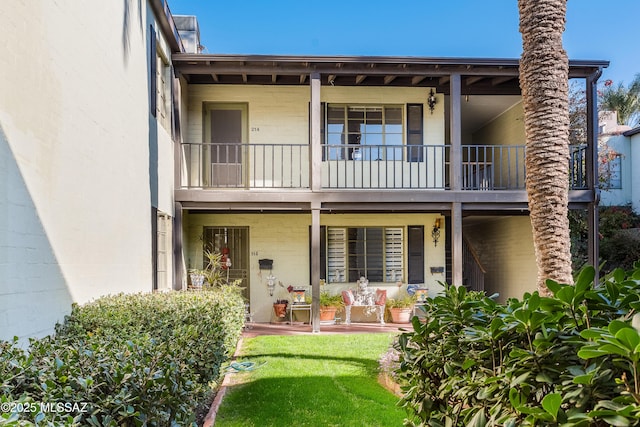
156, 52, 171, 132
149, 24, 172, 132
325, 105, 403, 160
601, 153, 622, 189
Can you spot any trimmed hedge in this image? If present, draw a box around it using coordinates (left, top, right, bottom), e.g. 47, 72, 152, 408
397, 264, 640, 426
1, 287, 245, 426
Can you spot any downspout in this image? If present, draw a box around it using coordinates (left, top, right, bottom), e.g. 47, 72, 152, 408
586, 67, 603, 283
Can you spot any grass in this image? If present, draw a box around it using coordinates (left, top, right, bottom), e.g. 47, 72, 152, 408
214, 333, 406, 427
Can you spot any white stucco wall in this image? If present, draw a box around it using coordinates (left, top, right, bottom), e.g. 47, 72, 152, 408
599, 134, 633, 208
0, 1, 173, 340
631, 132, 640, 213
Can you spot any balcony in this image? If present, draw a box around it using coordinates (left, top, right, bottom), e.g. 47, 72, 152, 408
179, 143, 588, 191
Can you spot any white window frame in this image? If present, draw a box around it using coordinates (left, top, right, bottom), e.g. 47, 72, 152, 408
325, 104, 404, 161
156, 212, 172, 290
156, 49, 171, 131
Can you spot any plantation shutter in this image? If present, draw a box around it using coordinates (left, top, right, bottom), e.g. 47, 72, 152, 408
327, 227, 346, 283
407, 104, 423, 162
385, 228, 403, 282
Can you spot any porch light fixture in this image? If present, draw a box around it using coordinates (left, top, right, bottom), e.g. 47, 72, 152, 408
431, 217, 441, 247
427, 89, 437, 114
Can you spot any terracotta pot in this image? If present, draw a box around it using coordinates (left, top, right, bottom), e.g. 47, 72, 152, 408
273, 303, 287, 318
389, 307, 412, 323
319, 306, 338, 321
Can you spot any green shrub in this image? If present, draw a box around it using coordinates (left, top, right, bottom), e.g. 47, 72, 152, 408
570, 205, 640, 273
396, 264, 640, 426
600, 229, 640, 273
0, 287, 245, 426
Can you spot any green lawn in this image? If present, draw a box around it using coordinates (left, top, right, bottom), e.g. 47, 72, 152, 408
214, 333, 406, 427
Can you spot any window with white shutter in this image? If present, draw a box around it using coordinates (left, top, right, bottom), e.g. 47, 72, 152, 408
385, 228, 403, 282
327, 228, 346, 283
326, 226, 404, 283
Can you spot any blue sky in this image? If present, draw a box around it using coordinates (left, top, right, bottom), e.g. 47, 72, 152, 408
169, 0, 639, 86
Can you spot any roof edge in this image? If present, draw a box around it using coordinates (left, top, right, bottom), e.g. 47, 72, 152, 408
624, 127, 640, 137
172, 53, 608, 68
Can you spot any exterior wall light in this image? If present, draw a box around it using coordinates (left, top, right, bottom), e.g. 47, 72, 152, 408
428, 89, 437, 114
267, 274, 276, 296
432, 217, 441, 247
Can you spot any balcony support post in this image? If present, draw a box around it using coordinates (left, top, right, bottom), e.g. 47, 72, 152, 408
450, 74, 462, 191
586, 68, 603, 281
451, 202, 463, 287
310, 72, 322, 191
173, 201, 185, 290
450, 74, 464, 286
310, 202, 321, 332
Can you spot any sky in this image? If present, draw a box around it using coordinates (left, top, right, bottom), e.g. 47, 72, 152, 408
168, 0, 639, 86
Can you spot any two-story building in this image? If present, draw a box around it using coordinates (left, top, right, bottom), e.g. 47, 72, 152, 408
170, 28, 607, 328
0, 2, 607, 338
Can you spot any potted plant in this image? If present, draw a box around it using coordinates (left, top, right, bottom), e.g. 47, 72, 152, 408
386, 293, 415, 323
273, 299, 288, 318
319, 291, 344, 322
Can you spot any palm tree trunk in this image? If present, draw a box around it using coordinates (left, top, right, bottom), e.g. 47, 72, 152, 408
519, 0, 574, 294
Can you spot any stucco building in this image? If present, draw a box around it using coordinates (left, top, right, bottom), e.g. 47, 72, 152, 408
0, 1, 607, 338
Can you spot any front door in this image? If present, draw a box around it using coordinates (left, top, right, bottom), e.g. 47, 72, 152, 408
203, 227, 250, 300
204, 104, 247, 187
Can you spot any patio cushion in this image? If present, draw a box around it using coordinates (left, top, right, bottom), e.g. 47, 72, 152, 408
342, 290, 355, 306
375, 289, 387, 306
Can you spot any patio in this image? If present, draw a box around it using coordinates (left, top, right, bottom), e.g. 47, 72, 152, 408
242, 321, 412, 338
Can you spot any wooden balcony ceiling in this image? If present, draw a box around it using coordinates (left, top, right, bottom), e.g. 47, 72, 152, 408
173, 54, 608, 95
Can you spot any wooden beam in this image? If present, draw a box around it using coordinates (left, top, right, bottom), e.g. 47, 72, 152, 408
299, 74, 307, 84
311, 203, 321, 332
491, 76, 513, 86
242, 73, 247, 83
411, 75, 427, 85
210, 73, 219, 82
384, 75, 397, 85
271, 74, 277, 83
439, 76, 450, 85
465, 76, 484, 86
355, 75, 367, 84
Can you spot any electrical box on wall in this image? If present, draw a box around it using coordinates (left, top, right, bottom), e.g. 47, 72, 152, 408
259, 259, 273, 270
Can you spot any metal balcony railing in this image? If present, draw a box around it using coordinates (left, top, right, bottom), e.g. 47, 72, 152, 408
461, 145, 526, 190
180, 143, 310, 189
322, 144, 447, 189
178, 142, 589, 191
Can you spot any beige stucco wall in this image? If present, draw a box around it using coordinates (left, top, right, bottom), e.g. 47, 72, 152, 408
473, 102, 525, 146
471, 102, 525, 188
184, 212, 445, 322
0, 1, 174, 340
463, 216, 536, 301
186, 85, 445, 146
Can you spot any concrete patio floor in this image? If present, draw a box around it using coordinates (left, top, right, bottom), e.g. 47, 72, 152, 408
242, 321, 413, 338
